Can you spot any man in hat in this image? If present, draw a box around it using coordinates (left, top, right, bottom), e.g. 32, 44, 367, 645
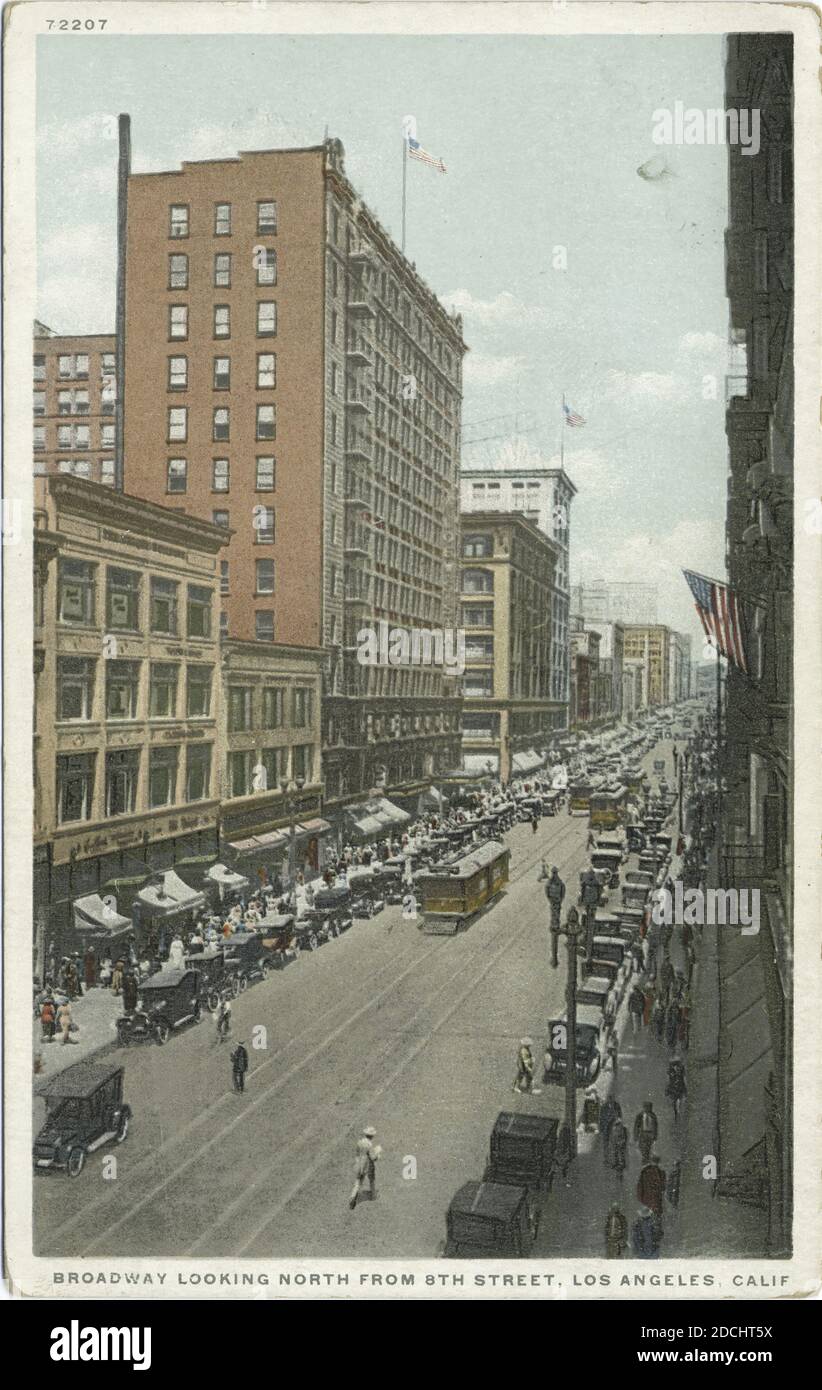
637, 1153, 667, 1218
513, 1038, 541, 1095
633, 1099, 659, 1163
349, 1126, 382, 1209
230, 1040, 249, 1093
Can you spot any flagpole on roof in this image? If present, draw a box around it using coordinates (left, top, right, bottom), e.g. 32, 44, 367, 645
560, 393, 566, 471
401, 133, 407, 255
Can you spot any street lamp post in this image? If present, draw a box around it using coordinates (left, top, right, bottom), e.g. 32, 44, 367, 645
550, 905, 582, 1158
279, 774, 306, 904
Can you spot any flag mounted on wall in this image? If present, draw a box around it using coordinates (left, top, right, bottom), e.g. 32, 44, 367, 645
682, 569, 761, 677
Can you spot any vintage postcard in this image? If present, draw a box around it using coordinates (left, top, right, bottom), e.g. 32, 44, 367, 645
3, 0, 820, 1304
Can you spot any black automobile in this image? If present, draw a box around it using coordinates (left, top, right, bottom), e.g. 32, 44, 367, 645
444, 1181, 540, 1258
543, 1012, 602, 1085
34, 1062, 131, 1177
259, 913, 298, 968
185, 946, 232, 1010
222, 932, 269, 990
349, 873, 386, 919
116, 968, 202, 1046
484, 1112, 559, 1193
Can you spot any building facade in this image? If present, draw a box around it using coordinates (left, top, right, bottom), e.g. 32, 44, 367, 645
33, 325, 117, 486
461, 461, 575, 714
33, 475, 228, 972
718, 32, 793, 1255
583, 619, 624, 719
569, 616, 601, 726
622, 624, 672, 707
570, 581, 658, 627
459, 513, 560, 783
119, 125, 464, 814
622, 658, 646, 716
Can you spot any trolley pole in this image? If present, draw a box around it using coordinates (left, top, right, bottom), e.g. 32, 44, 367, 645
550, 905, 581, 1158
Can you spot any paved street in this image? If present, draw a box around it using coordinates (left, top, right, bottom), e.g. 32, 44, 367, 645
35, 809, 591, 1259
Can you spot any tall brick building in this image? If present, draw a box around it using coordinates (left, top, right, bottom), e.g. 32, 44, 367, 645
118, 123, 465, 814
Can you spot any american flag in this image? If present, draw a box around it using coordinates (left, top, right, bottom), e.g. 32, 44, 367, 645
683, 569, 753, 675
563, 401, 586, 427
407, 136, 446, 173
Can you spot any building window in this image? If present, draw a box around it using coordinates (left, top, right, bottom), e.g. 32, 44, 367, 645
170, 204, 189, 238
256, 456, 275, 490
254, 506, 274, 543
214, 305, 230, 339
167, 455, 188, 495
187, 584, 213, 639
57, 657, 96, 721
228, 750, 252, 799
74, 425, 90, 449
149, 662, 178, 717
149, 746, 179, 808
213, 356, 230, 390
186, 664, 212, 718
465, 635, 494, 663
292, 687, 312, 727
106, 567, 140, 630
167, 407, 187, 443
150, 577, 178, 634
33, 354, 46, 381
262, 687, 283, 729
75, 354, 89, 379
257, 352, 276, 388
220, 610, 229, 636
57, 753, 95, 824
255, 558, 275, 594
461, 568, 494, 595
106, 748, 139, 817
220, 560, 229, 595
214, 202, 231, 236
169, 253, 188, 289
58, 355, 72, 379
214, 253, 231, 287
57, 424, 72, 448
100, 458, 116, 487
58, 559, 96, 624
461, 603, 494, 628
261, 747, 281, 787
212, 509, 230, 528
169, 305, 188, 340
168, 355, 188, 390
293, 744, 313, 782
33, 390, 46, 416
186, 744, 212, 802
256, 249, 277, 286
463, 534, 493, 558
255, 611, 275, 641
71, 460, 91, 479
228, 686, 252, 732
106, 660, 140, 719
101, 353, 116, 375
33, 425, 45, 451
212, 458, 230, 491
213, 407, 230, 441
257, 200, 277, 234
256, 404, 275, 440
257, 301, 277, 336
74, 390, 89, 415
101, 424, 115, 449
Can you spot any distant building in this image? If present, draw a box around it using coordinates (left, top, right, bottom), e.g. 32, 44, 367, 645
622, 624, 672, 706
622, 657, 646, 715
571, 581, 658, 626
570, 616, 601, 726
33, 324, 117, 487
459, 512, 561, 783
583, 619, 624, 719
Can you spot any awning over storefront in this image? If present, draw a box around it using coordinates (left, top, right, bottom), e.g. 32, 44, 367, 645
72, 894, 131, 937
228, 828, 291, 855
297, 818, 332, 838
418, 786, 449, 810
512, 749, 544, 775
136, 870, 206, 918
344, 797, 411, 841
206, 862, 250, 891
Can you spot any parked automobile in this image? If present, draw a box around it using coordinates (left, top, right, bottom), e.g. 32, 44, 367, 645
259, 913, 297, 967
543, 1010, 603, 1084
116, 968, 202, 1046
222, 932, 269, 990
34, 1062, 131, 1178
484, 1112, 559, 1193
444, 1181, 540, 1258
185, 946, 232, 1010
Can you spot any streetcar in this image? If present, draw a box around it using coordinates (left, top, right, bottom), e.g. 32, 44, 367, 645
567, 781, 594, 816
416, 839, 510, 935
589, 786, 628, 832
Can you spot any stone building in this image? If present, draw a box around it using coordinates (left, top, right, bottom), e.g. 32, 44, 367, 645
33, 323, 117, 486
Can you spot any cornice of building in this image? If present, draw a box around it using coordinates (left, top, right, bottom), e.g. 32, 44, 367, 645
47, 475, 232, 555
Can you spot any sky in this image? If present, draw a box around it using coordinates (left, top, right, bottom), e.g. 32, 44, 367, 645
36, 32, 730, 652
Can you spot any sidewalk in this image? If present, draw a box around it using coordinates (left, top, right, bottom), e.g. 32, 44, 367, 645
33, 984, 123, 1082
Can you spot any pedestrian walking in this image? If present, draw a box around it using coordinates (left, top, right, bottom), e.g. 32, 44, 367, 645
599, 1095, 620, 1149
665, 1056, 687, 1119
215, 995, 232, 1044
40, 996, 56, 1043
531, 813, 539, 835
56, 999, 77, 1046
605, 1027, 619, 1074
605, 1203, 628, 1258
642, 981, 656, 1029
83, 946, 97, 991
607, 1115, 628, 1176
651, 994, 666, 1044
628, 984, 644, 1034
122, 969, 139, 1015
230, 1041, 249, 1093
636, 1154, 667, 1217
582, 1087, 601, 1132
512, 1038, 541, 1095
630, 939, 645, 975
632, 1205, 663, 1259
111, 957, 125, 995
349, 1126, 382, 1209
633, 1100, 659, 1162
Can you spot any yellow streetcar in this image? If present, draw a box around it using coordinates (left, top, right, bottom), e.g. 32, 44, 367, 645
589, 786, 628, 832
417, 840, 510, 935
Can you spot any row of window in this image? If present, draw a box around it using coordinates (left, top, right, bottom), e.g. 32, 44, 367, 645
169, 301, 276, 340
58, 658, 214, 722
169, 201, 277, 239
166, 404, 276, 444
227, 684, 313, 732
34, 385, 116, 416
58, 559, 214, 637
167, 353, 276, 392
33, 352, 116, 381
207, 455, 274, 493
34, 423, 114, 451
168, 250, 276, 289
